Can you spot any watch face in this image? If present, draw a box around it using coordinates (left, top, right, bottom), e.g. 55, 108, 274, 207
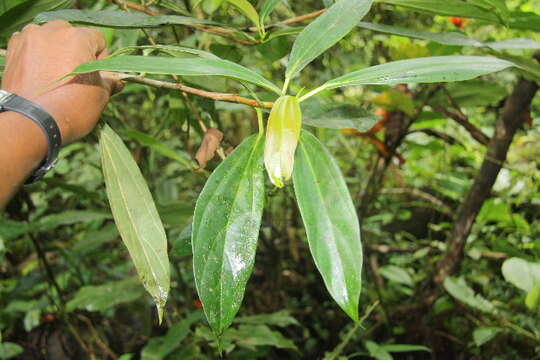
0, 89, 13, 104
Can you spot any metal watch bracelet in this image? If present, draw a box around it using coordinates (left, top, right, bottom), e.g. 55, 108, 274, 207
0, 89, 62, 183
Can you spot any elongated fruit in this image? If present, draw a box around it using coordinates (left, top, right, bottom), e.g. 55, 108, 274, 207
264, 96, 302, 187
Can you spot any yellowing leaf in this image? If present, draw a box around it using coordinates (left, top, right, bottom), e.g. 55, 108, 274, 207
225, 0, 260, 28
100, 125, 170, 323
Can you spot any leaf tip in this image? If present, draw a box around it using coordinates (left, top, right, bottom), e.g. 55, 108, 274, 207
157, 305, 164, 325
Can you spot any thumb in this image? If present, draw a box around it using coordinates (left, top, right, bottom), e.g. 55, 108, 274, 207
101, 71, 125, 95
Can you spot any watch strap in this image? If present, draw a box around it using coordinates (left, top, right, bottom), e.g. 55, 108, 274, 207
0, 89, 62, 183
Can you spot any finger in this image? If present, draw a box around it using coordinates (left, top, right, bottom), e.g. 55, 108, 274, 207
79, 28, 106, 58
101, 71, 125, 95
7, 31, 20, 48
97, 48, 109, 60
21, 23, 40, 33
42, 20, 72, 30
6, 32, 21, 62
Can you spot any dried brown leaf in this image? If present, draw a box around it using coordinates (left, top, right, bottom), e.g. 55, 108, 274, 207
195, 128, 224, 169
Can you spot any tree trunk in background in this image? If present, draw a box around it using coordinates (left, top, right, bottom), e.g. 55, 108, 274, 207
433, 77, 538, 286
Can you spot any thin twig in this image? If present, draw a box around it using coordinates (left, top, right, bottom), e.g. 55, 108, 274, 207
107, 0, 159, 15
380, 187, 454, 216
30, 234, 66, 304
117, 73, 274, 108
109, 0, 259, 45
193, 25, 259, 45
432, 105, 490, 145
29, 234, 96, 358
281, 9, 326, 26
246, 9, 326, 32
408, 128, 460, 146
0, 48, 273, 108
130, 17, 232, 159
77, 314, 118, 359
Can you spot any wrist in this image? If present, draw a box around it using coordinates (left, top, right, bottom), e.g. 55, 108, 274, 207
0, 90, 63, 182
31, 94, 73, 144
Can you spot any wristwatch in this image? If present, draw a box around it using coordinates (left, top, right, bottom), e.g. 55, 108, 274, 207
0, 89, 62, 183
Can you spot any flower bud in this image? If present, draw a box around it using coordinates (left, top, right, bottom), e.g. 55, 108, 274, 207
264, 96, 302, 187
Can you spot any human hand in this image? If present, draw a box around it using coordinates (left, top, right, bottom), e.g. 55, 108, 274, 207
1, 20, 122, 144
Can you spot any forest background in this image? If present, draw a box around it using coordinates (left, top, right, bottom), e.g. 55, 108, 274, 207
1, 0, 540, 359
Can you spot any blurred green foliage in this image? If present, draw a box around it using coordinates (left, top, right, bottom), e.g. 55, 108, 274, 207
1, 0, 540, 359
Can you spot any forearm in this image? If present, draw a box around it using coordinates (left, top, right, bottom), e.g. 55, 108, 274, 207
0, 21, 119, 209
0, 111, 47, 208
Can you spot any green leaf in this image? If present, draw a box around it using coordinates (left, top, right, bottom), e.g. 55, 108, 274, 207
110, 45, 220, 59
378, 265, 413, 287
0, 211, 111, 241
225, 325, 297, 350
487, 39, 540, 51
509, 11, 540, 32
0, 342, 24, 360
359, 22, 540, 50
37, 210, 111, 231
380, 344, 431, 353
0, 0, 29, 16
365, 341, 393, 360
260, 0, 282, 25
358, 22, 483, 47
429, 80, 507, 108
171, 224, 192, 257
71, 224, 119, 256
66, 278, 145, 312
285, 0, 373, 79
493, 53, 540, 83
478, 199, 511, 223
100, 125, 170, 323
34, 9, 216, 28
0, 219, 32, 241
320, 56, 514, 91
376, 0, 500, 23
293, 130, 363, 321
301, 100, 379, 132
525, 283, 540, 310
266, 26, 303, 41
0, 0, 74, 38
224, 0, 259, 27
371, 89, 415, 116
469, 0, 508, 24
235, 310, 300, 327
473, 327, 501, 347
121, 129, 193, 169
443, 277, 496, 314
157, 202, 194, 228
73, 56, 281, 94
141, 311, 202, 360
502, 257, 540, 293
158, 0, 190, 15
192, 135, 265, 334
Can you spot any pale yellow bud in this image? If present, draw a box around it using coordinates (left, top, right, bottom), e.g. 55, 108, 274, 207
264, 96, 302, 187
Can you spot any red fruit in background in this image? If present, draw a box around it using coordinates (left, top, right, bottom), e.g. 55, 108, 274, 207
523, 108, 533, 126
193, 299, 203, 309
449, 17, 468, 29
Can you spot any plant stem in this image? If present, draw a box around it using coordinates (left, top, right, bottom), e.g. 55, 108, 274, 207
298, 85, 326, 102
256, 108, 264, 137
246, 9, 327, 32
117, 73, 274, 108
282, 77, 291, 95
